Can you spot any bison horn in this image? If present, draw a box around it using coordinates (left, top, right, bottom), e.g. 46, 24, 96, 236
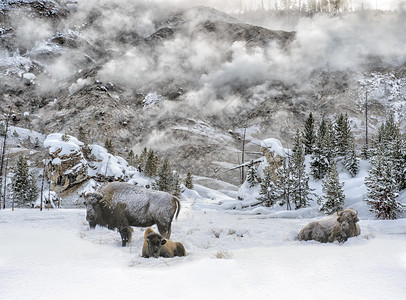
100, 200, 107, 208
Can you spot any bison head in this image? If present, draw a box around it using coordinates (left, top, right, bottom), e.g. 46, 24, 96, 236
146, 232, 167, 258
84, 192, 104, 228
337, 208, 359, 224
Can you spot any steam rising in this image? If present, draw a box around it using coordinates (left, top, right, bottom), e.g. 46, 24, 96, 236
2, 0, 406, 119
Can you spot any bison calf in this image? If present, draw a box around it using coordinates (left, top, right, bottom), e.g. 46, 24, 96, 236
142, 228, 186, 258
298, 208, 361, 243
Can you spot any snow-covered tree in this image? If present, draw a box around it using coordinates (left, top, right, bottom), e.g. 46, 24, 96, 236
369, 116, 406, 190
275, 156, 292, 210
145, 148, 158, 178
127, 150, 135, 167
185, 171, 193, 189
290, 131, 313, 209
320, 161, 345, 214
12, 155, 38, 206
155, 157, 173, 193
172, 171, 183, 198
311, 119, 329, 179
334, 113, 351, 158
302, 112, 316, 155
246, 160, 259, 188
257, 167, 278, 207
344, 141, 359, 178
365, 154, 403, 220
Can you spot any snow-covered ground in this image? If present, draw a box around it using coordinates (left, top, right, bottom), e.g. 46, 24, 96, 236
1, 190, 405, 300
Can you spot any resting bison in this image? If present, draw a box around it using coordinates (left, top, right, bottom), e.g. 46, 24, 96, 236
84, 182, 180, 246
298, 208, 361, 243
142, 228, 186, 258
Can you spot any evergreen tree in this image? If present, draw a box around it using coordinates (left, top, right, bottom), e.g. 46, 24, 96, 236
172, 171, 183, 198
369, 116, 406, 190
275, 156, 292, 210
361, 142, 370, 160
344, 141, 359, 178
185, 171, 194, 189
324, 121, 336, 162
257, 167, 278, 207
12, 155, 36, 206
334, 113, 351, 158
291, 130, 313, 209
303, 112, 316, 155
365, 154, 403, 220
127, 150, 135, 167
386, 131, 406, 190
155, 157, 173, 193
320, 161, 345, 214
27, 174, 39, 203
104, 139, 115, 155
138, 147, 148, 171
246, 160, 259, 188
311, 119, 329, 180
144, 149, 158, 178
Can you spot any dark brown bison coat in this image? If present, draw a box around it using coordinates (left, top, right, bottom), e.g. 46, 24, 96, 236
142, 228, 186, 258
84, 182, 180, 246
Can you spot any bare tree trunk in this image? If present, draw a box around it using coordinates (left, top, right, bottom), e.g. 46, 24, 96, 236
0, 110, 10, 209
2, 152, 9, 209
241, 127, 246, 184
40, 160, 46, 211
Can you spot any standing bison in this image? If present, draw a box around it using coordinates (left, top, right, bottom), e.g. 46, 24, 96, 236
84, 182, 181, 246
298, 208, 361, 243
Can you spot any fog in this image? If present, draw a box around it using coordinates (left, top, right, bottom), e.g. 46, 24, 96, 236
2, 0, 406, 117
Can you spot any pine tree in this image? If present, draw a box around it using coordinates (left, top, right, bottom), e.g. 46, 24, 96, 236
138, 147, 148, 171
12, 155, 32, 206
104, 139, 115, 155
365, 154, 403, 220
246, 160, 259, 188
172, 171, 183, 198
344, 141, 359, 178
127, 150, 135, 167
144, 149, 158, 178
334, 113, 351, 158
257, 167, 278, 207
275, 156, 292, 210
155, 157, 173, 193
27, 174, 39, 203
320, 161, 345, 214
291, 130, 313, 209
303, 112, 316, 155
369, 116, 406, 190
185, 171, 194, 189
311, 119, 329, 180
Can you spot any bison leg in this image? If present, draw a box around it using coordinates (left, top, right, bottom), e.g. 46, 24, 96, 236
157, 223, 171, 239
119, 226, 132, 247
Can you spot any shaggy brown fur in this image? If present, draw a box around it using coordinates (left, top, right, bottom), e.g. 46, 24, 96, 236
298, 208, 361, 243
84, 182, 181, 247
142, 228, 186, 258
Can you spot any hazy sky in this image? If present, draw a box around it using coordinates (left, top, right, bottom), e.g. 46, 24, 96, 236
146, 0, 403, 12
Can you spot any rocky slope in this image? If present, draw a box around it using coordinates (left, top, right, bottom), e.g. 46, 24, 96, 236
1, 1, 405, 185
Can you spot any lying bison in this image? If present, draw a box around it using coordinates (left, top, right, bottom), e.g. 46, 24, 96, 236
298, 208, 361, 243
142, 227, 186, 258
84, 182, 180, 246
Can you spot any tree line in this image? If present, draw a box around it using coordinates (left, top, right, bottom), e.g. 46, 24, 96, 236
247, 112, 404, 219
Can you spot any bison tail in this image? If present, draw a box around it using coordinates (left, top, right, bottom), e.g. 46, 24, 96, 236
172, 196, 181, 219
